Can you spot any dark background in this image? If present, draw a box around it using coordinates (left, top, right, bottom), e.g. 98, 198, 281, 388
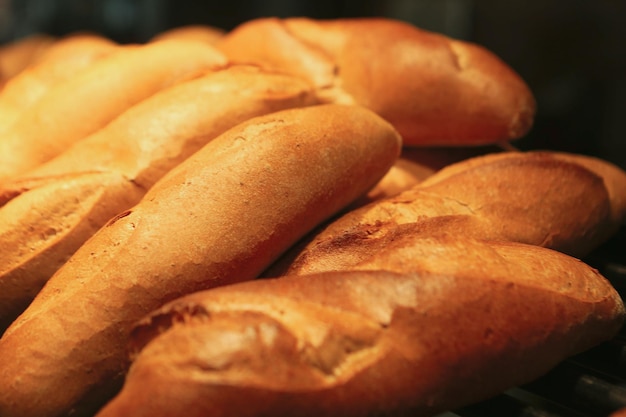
1, 0, 625, 169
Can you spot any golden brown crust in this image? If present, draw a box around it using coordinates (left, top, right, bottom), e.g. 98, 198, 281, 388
20, 65, 316, 187
0, 65, 318, 333
0, 40, 227, 181
272, 151, 623, 279
96, 242, 624, 417
0, 104, 401, 417
217, 17, 536, 145
0, 172, 145, 332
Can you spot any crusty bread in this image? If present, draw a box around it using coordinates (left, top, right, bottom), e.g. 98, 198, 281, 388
0, 104, 401, 417
0, 33, 118, 133
0, 172, 145, 333
95, 237, 624, 417
0, 39, 227, 181
268, 151, 625, 279
416, 150, 626, 241
0, 64, 317, 333
217, 17, 535, 146
17, 64, 315, 188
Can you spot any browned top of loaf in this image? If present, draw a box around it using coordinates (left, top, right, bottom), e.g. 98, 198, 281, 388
418, 150, 626, 230
278, 151, 622, 275
217, 17, 536, 145
101, 241, 624, 417
18, 64, 317, 189
0, 40, 228, 181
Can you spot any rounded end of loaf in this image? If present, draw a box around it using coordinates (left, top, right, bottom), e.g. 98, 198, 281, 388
434, 150, 625, 254
546, 151, 626, 226
268, 16, 537, 146
315, 17, 536, 146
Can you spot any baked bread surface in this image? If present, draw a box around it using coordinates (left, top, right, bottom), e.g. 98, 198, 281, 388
97, 241, 624, 416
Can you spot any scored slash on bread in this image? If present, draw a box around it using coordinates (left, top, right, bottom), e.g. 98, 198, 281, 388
95, 239, 625, 417
0, 64, 318, 333
0, 104, 402, 417
0, 171, 144, 331
216, 17, 536, 146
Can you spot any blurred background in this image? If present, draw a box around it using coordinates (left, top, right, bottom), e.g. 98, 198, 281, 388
1, 0, 624, 169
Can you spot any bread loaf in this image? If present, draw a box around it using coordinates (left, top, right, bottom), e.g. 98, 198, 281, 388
95, 238, 625, 417
268, 150, 626, 279
217, 17, 535, 146
0, 39, 227, 181
0, 33, 118, 133
0, 104, 401, 417
0, 64, 317, 332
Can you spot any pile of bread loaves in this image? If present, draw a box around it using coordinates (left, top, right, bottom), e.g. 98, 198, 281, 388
0, 16, 625, 417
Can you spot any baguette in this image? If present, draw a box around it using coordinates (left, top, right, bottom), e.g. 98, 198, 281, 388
415, 150, 626, 233
95, 237, 625, 417
269, 151, 626, 279
217, 17, 535, 146
0, 64, 317, 332
0, 104, 402, 417
0, 39, 227, 181
0, 33, 118, 133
